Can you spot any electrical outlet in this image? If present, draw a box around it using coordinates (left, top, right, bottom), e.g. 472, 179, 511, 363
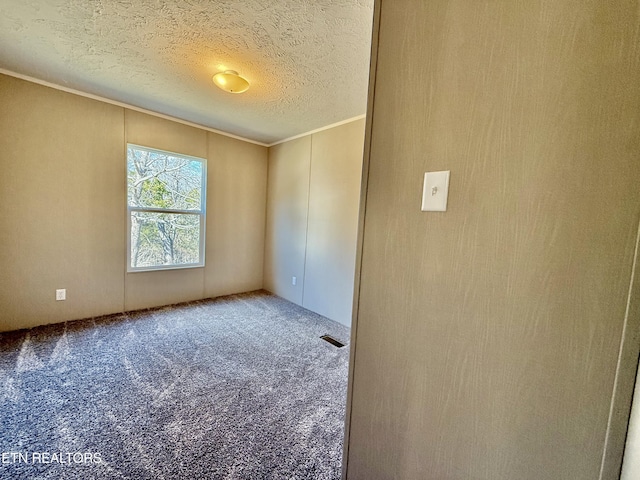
292, 276, 297, 286
56, 289, 66, 301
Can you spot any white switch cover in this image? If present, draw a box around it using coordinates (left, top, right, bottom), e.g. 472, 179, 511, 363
292, 276, 297, 286
421, 171, 450, 212
56, 289, 66, 301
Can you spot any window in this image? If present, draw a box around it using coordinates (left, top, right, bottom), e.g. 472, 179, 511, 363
127, 144, 206, 271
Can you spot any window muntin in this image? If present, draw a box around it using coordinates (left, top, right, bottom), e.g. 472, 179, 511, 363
127, 144, 206, 271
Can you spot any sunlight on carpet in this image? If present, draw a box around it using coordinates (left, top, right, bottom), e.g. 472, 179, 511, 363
0, 291, 350, 479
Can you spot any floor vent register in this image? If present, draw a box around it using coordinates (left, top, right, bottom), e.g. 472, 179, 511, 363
320, 335, 345, 348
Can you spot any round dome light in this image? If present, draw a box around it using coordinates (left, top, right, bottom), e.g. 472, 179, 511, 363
212, 70, 250, 94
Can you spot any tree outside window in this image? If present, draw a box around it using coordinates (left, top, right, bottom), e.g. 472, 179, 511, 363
127, 145, 206, 271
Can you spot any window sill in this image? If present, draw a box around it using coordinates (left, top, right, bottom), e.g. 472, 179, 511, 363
127, 263, 205, 273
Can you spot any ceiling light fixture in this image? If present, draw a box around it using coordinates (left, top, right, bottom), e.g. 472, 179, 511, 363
212, 70, 250, 94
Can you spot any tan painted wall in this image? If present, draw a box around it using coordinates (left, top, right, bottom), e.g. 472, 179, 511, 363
0, 75, 268, 332
622, 360, 640, 480
264, 136, 311, 306
303, 119, 364, 326
124, 110, 208, 310
346, 1, 640, 479
205, 132, 267, 297
0, 74, 125, 331
263, 121, 365, 326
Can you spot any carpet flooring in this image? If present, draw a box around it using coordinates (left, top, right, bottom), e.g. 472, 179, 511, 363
0, 291, 351, 479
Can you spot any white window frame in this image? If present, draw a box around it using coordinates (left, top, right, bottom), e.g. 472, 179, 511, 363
126, 144, 207, 272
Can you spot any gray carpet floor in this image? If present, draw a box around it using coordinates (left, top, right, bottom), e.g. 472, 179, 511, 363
0, 291, 351, 479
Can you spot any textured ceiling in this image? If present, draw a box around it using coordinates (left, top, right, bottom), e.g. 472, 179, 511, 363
0, 0, 374, 145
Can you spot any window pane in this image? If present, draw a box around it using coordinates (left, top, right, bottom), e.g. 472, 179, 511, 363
130, 212, 201, 268
127, 146, 203, 210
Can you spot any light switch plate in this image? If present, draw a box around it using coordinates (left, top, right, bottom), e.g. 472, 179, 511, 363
421, 170, 450, 212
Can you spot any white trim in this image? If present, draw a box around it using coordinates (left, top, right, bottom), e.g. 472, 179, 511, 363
0, 68, 366, 148
0, 68, 268, 147
267, 114, 367, 146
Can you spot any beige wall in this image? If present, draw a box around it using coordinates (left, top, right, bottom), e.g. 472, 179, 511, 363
346, 1, 640, 479
622, 360, 640, 480
0, 74, 126, 331
264, 136, 311, 306
205, 132, 267, 297
264, 120, 365, 326
303, 120, 364, 326
124, 110, 209, 310
0, 75, 268, 332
